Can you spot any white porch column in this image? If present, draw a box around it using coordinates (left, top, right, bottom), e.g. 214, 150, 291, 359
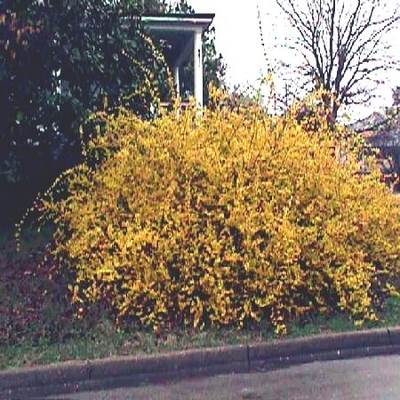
193, 28, 203, 108
174, 65, 180, 97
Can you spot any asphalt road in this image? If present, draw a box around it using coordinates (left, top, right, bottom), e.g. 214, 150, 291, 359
43, 355, 400, 400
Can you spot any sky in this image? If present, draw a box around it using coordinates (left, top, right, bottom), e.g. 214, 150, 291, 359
183, 0, 400, 121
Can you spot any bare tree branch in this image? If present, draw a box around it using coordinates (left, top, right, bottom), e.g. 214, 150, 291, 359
274, 0, 400, 120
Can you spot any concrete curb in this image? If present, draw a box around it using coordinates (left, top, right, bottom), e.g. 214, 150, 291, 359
1, 327, 400, 399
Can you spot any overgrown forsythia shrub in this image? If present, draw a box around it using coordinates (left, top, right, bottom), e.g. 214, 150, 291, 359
33, 92, 400, 334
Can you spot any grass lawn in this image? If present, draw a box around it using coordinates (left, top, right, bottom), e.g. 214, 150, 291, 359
1, 225, 400, 371
1, 297, 400, 371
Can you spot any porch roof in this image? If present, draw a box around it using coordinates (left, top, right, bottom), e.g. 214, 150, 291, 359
142, 13, 215, 32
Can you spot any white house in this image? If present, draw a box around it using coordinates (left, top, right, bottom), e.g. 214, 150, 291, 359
142, 13, 215, 108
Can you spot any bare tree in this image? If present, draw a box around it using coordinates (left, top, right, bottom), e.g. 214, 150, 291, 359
275, 0, 400, 121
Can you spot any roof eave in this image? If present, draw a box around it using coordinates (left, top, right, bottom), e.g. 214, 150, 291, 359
142, 13, 215, 31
